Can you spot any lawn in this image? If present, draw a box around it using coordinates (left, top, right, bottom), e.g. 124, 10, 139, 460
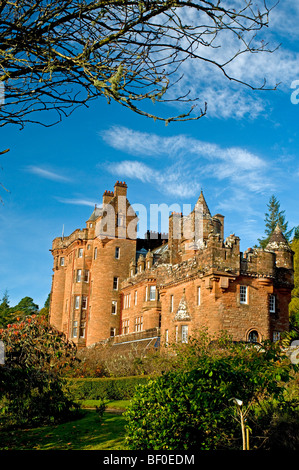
0, 405, 128, 450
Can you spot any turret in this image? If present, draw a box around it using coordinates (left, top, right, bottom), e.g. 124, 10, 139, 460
265, 224, 294, 270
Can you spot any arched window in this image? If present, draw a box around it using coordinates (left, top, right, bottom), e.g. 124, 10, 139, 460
248, 330, 259, 343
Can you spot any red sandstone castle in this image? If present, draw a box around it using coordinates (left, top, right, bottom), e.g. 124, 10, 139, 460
49, 181, 294, 349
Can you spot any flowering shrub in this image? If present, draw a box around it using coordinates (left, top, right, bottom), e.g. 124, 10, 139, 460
0, 315, 80, 428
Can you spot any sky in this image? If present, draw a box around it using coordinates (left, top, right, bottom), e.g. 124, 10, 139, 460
1, 0, 299, 309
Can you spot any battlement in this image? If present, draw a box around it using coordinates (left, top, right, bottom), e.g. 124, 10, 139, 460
52, 228, 88, 250
146, 230, 168, 240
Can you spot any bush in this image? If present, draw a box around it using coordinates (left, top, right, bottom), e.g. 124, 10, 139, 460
124, 333, 299, 450
74, 342, 173, 378
0, 315, 80, 428
67, 376, 149, 401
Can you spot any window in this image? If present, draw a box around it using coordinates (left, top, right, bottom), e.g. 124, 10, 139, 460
165, 329, 169, 346
149, 285, 156, 301
76, 269, 82, 282
75, 296, 80, 309
134, 290, 138, 305
134, 316, 143, 332
110, 327, 116, 337
113, 277, 119, 290
89, 223, 93, 228
117, 214, 125, 227
82, 296, 88, 310
72, 321, 78, 338
147, 261, 151, 269
60, 257, 65, 266
273, 331, 281, 342
175, 325, 179, 342
84, 270, 89, 283
94, 247, 98, 260
78, 248, 83, 258
124, 294, 131, 309
115, 247, 120, 259
269, 294, 276, 313
87, 244, 90, 250
79, 321, 86, 338
111, 301, 117, 314
122, 319, 129, 334
170, 295, 174, 313
240, 285, 248, 304
197, 286, 201, 306
182, 325, 189, 343
248, 330, 258, 343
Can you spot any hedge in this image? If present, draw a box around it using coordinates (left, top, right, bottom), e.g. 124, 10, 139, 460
66, 375, 149, 401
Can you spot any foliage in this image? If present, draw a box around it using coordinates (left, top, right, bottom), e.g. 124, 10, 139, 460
290, 238, 299, 337
0, 292, 40, 328
124, 332, 299, 450
0, 0, 278, 128
39, 293, 50, 320
75, 341, 172, 378
0, 315, 80, 428
67, 376, 149, 402
258, 194, 293, 248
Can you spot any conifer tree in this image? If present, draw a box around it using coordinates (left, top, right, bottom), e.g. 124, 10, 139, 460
258, 195, 293, 248
0, 290, 11, 328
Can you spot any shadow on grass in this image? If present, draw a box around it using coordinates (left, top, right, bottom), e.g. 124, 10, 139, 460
0, 411, 127, 450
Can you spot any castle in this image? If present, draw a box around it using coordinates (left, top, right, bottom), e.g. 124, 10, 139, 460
49, 181, 294, 349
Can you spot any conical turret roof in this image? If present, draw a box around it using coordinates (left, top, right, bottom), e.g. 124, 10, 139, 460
265, 224, 292, 252
195, 190, 211, 217
87, 205, 103, 222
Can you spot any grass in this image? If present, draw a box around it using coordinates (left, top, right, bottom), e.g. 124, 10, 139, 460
80, 399, 130, 410
0, 400, 130, 451
0, 410, 128, 450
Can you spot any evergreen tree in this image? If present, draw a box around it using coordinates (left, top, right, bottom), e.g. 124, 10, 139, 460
0, 290, 11, 328
39, 294, 50, 320
9, 296, 39, 322
258, 195, 293, 248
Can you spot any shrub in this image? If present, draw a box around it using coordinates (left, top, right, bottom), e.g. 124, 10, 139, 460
67, 376, 149, 402
0, 315, 80, 428
124, 333, 299, 450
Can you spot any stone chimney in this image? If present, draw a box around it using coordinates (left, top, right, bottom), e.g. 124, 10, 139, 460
114, 181, 127, 198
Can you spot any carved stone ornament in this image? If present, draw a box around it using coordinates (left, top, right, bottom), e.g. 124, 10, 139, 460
174, 290, 191, 321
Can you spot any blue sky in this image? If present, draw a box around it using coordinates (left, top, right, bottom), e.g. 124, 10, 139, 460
1, 0, 299, 309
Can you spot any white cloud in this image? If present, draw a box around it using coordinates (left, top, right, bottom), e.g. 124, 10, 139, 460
102, 126, 272, 198
105, 160, 200, 198
55, 197, 99, 207
26, 166, 71, 182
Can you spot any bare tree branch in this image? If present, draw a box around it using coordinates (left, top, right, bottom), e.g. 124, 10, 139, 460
0, 0, 279, 128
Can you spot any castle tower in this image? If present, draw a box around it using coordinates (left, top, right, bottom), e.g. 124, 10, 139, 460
49, 182, 138, 347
